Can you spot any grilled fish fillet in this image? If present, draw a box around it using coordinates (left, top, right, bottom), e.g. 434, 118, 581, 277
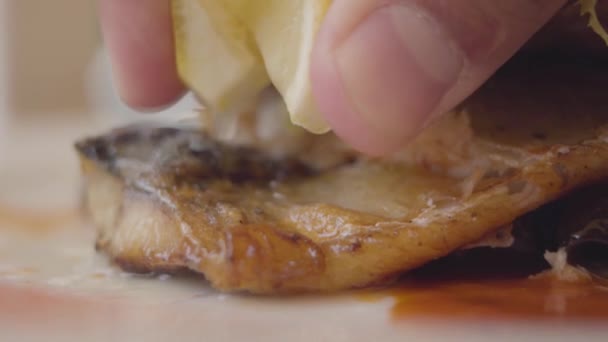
76, 65, 608, 294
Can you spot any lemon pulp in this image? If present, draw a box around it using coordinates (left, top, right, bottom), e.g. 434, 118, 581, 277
172, 0, 331, 134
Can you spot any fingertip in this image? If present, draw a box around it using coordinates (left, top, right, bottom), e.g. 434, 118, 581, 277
99, 0, 185, 111
123, 88, 188, 113
116, 67, 186, 111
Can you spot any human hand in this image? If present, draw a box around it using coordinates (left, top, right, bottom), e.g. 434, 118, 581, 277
98, 0, 185, 111
99, 0, 566, 155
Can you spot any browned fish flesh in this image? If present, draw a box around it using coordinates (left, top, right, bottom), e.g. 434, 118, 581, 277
76, 65, 608, 294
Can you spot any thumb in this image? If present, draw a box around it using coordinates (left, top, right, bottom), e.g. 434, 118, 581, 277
311, 0, 567, 156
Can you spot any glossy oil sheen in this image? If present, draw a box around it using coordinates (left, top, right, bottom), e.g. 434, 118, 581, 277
386, 277, 608, 322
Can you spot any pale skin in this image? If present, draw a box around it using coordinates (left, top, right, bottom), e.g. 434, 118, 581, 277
99, 0, 567, 156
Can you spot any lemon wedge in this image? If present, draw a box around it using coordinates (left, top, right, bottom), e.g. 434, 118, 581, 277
172, 0, 332, 134
172, 0, 269, 114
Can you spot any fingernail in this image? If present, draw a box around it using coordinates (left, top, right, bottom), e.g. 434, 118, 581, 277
334, 3, 463, 153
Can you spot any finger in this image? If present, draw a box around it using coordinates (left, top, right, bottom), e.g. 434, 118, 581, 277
98, 0, 185, 110
311, 0, 567, 156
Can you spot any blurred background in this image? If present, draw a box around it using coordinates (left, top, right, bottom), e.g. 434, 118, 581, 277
2, 1, 98, 116
0, 1, 197, 210
0, 0, 198, 120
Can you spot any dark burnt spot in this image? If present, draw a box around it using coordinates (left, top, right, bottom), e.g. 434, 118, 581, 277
284, 233, 303, 243
187, 146, 220, 163
552, 163, 570, 188
94, 239, 104, 252
149, 127, 181, 142
78, 125, 321, 185
112, 257, 158, 274
75, 136, 121, 173
188, 182, 206, 191
350, 240, 362, 252
75, 137, 111, 161
112, 128, 140, 145
226, 251, 236, 263
532, 132, 547, 140
186, 149, 313, 184
179, 133, 314, 183
483, 169, 501, 179
113, 257, 194, 276
501, 167, 518, 178
507, 180, 528, 195
338, 154, 358, 167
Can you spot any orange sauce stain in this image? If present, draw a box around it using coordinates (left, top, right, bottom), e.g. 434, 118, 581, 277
0, 266, 39, 277
0, 282, 120, 324
0, 204, 79, 232
386, 276, 608, 322
90, 272, 108, 279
